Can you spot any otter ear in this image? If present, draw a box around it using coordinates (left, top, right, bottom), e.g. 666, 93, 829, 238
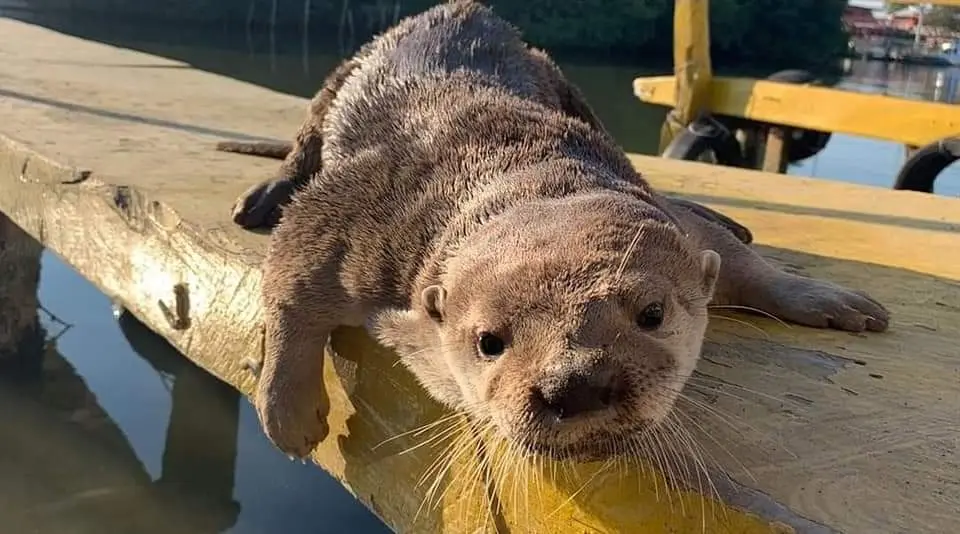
700, 249, 721, 297
422, 285, 447, 323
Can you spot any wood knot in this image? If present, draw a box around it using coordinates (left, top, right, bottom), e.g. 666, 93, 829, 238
158, 283, 191, 330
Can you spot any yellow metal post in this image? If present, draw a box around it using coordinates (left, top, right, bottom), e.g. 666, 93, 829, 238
659, 0, 713, 153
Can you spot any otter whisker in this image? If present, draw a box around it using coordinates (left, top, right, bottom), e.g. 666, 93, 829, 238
686, 372, 804, 407
418, 422, 480, 517
443, 419, 498, 531
520, 444, 533, 523
489, 433, 519, 512
679, 294, 713, 307
431, 418, 493, 517
391, 345, 432, 367
416, 418, 475, 488
533, 443, 545, 501
677, 391, 797, 460
707, 304, 792, 328
613, 434, 629, 479
374, 410, 465, 450
508, 441, 526, 518
685, 375, 797, 407
658, 421, 693, 504
546, 458, 614, 519
664, 413, 717, 529
398, 415, 473, 457
615, 226, 646, 281
682, 381, 757, 407
651, 426, 684, 514
669, 410, 725, 522
673, 398, 758, 484
641, 431, 672, 509
707, 313, 772, 339
665, 421, 697, 518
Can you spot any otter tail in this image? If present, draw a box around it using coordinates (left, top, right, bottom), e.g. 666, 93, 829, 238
215, 140, 293, 160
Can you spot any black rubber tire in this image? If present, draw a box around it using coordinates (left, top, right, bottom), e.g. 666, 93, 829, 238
661, 114, 747, 168
893, 137, 960, 193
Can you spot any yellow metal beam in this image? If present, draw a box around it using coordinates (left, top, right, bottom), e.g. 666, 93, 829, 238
659, 0, 712, 152
896, 0, 960, 6
635, 75, 960, 147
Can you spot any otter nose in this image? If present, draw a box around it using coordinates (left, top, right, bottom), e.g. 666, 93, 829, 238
533, 372, 623, 421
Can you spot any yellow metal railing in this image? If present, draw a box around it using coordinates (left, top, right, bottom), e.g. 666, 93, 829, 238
641, 0, 960, 171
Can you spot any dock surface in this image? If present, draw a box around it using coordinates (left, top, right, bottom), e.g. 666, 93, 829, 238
1, 18, 958, 534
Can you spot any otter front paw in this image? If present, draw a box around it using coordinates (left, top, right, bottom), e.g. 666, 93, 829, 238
762, 274, 890, 333
231, 178, 297, 229
254, 379, 330, 459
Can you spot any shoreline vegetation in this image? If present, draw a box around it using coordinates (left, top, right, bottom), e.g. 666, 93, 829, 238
6, 0, 850, 71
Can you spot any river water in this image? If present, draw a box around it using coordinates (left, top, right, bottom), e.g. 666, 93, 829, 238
0, 13, 957, 534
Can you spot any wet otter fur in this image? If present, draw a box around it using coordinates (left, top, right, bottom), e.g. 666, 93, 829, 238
223, 0, 889, 460
217, 139, 756, 244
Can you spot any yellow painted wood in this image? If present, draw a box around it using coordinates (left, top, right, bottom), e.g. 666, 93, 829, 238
659, 0, 713, 153
900, 0, 960, 5
2, 18, 959, 534
635, 75, 960, 147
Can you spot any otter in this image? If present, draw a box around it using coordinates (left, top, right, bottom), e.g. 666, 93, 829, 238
224, 0, 889, 460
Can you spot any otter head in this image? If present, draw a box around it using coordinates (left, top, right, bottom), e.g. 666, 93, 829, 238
372, 194, 721, 461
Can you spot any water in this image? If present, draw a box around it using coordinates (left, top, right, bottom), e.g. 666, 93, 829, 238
1, 248, 391, 534
1, 11, 958, 534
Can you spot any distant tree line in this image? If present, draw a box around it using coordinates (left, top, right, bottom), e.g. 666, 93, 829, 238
24, 0, 851, 69
300, 0, 851, 69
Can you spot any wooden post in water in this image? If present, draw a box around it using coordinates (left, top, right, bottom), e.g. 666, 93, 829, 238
0, 212, 44, 368
658, 0, 713, 153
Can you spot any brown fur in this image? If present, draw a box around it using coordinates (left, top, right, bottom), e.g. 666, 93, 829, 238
228, 0, 889, 460
219, 138, 754, 243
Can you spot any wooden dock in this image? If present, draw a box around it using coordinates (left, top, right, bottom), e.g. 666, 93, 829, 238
1, 17, 958, 534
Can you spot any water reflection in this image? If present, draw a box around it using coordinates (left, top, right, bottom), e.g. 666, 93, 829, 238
788, 59, 960, 196
0, 216, 389, 533
839, 58, 960, 103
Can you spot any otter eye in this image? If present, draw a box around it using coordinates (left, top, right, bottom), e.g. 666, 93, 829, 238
637, 302, 664, 329
477, 332, 505, 359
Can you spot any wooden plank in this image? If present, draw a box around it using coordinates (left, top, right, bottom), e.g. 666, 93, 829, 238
635, 75, 960, 148
658, 0, 713, 153
759, 128, 789, 174
2, 18, 959, 534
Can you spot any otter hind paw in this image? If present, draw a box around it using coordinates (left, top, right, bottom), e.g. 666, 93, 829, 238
231, 178, 297, 229
768, 276, 890, 333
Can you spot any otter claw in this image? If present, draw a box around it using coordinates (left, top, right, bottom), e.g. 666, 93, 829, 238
765, 274, 890, 333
